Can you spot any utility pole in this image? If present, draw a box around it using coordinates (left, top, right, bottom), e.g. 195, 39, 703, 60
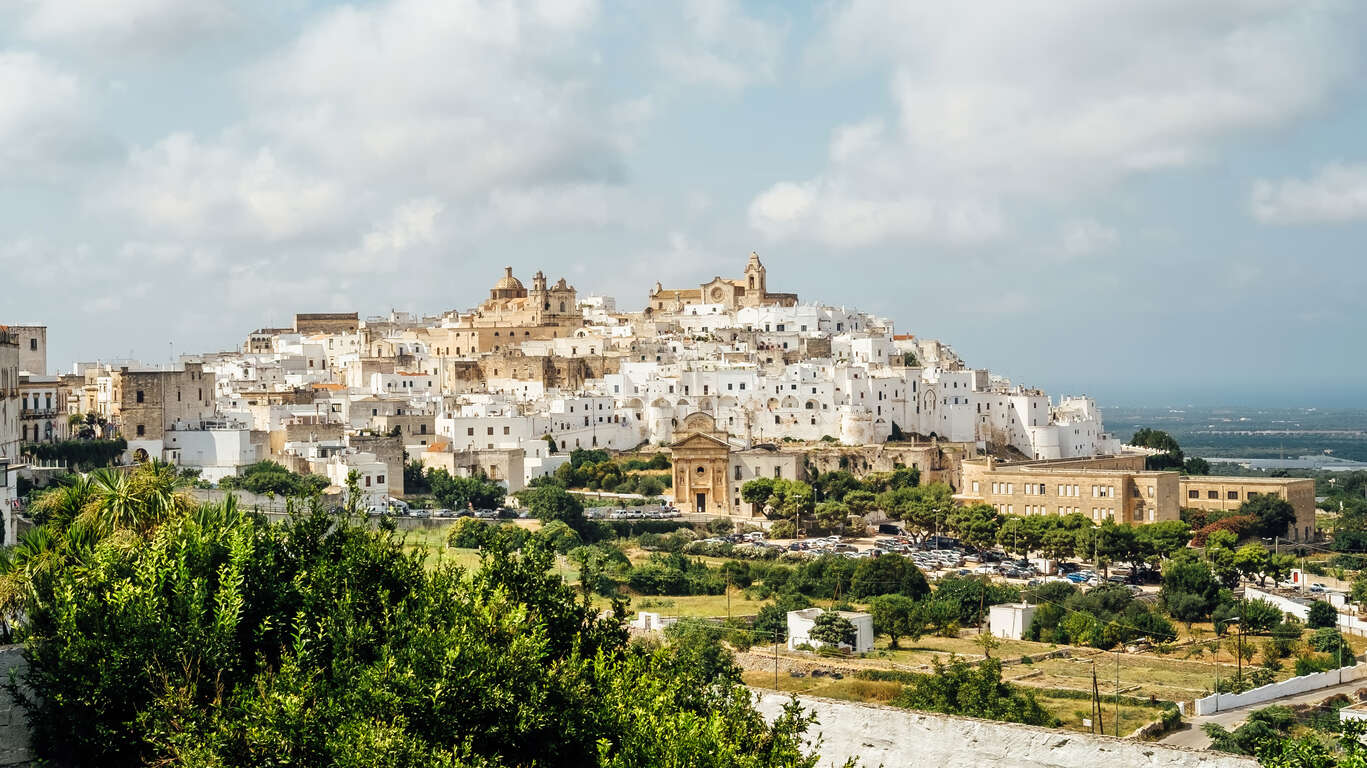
1091, 663, 1100, 735
1115, 648, 1121, 737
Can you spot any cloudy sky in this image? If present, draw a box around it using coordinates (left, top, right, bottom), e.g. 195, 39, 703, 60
3, 0, 1365, 407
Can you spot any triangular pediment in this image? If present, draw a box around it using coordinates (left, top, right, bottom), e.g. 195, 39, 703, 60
669, 432, 730, 450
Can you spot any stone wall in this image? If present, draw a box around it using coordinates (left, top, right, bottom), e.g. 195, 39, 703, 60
753, 692, 1256, 768
0, 646, 31, 767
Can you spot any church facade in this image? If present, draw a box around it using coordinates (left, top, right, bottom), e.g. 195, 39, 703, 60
648, 252, 798, 313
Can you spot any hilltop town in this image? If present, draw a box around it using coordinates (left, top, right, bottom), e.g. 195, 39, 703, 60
1, 254, 1314, 544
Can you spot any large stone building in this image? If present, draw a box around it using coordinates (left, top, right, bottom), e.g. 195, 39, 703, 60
959, 456, 1182, 525
1179, 476, 1316, 543
648, 253, 798, 313
959, 455, 1317, 541
112, 363, 218, 462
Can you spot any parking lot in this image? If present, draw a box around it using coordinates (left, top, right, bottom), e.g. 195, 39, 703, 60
701, 529, 1158, 590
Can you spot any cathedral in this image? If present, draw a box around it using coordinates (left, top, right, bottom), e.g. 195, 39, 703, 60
647, 252, 798, 313
473, 267, 580, 327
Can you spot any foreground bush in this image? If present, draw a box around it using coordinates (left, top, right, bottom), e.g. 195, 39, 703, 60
8, 467, 828, 768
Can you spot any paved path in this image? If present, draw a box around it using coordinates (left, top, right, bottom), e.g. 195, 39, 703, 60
1160, 678, 1366, 749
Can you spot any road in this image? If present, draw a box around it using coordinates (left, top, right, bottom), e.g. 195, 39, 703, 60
1160, 678, 1366, 749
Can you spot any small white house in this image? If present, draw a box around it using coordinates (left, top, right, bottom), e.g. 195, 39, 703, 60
988, 603, 1037, 641
630, 612, 677, 634
786, 608, 875, 653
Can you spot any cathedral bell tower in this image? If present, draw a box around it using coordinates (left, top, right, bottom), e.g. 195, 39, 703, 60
744, 252, 766, 300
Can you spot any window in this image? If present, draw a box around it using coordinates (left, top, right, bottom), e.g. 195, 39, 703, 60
735, 466, 742, 480
1207, 490, 1218, 500
696, 466, 705, 475
1147, 485, 1155, 497
774, 467, 782, 479
467, 427, 475, 436
972, 481, 980, 493
136, 390, 145, 404
487, 427, 494, 435
1227, 490, 1239, 500
377, 475, 385, 484
29, 338, 37, 351
136, 424, 145, 437
365, 476, 372, 487
1188, 489, 1199, 499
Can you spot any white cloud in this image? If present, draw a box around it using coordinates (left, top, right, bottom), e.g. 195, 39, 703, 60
13, 0, 234, 55
107, 132, 345, 241
16, 0, 235, 53
753, 0, 1359, 247
1060, 219, 1118, 256
103, 0, 627, 247
338, 198, 444, 274
658, 0, 785, 90
0, 50, 108, 177
1251, 162, 1367, 224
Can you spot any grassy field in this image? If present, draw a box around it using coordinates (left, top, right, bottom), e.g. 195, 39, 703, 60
741, 669, 1170, 735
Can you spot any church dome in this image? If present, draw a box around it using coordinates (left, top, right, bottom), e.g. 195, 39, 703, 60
491, 266, 526, 299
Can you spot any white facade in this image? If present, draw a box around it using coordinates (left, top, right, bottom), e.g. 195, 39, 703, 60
787, 608, 875, 654
988, 603, 1037, 641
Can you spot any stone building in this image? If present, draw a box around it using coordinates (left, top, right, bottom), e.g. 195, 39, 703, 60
294, 313, 359, 335
469, 268, 582, 328
959, 456, 1181, 525
668, 412, 734, 515
0, 329, 19, 464
112, 363, 217, 461
668, 412, 808, 517
8, 325, 45, 375
648, 252, 798, 313
18, 374, 65, 444
1179, 476, 1316, 543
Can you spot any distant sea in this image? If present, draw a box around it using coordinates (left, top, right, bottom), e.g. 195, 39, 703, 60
1102, 406, 1367, 467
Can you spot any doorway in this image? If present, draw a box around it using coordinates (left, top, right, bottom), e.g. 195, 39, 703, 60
696, 493, 706, 514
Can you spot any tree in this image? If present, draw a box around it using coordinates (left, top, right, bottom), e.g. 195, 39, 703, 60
813, 500, 851, 533
428, 468, 506, 511
868, 594, 924, 649
525, 484, 589, 536
219, 460, 330, 498
878, 482, 953, 544
740, 478, 777, 514
1160, 554, 1223, 623
1308, 599, 1337, 629
1129, 428, 1185, 471
949, 504, 1002, 551
1240, 495, 1297, 539
809, 611, 857, 648
893, 657, 1058, 727
753, 594, 812, 642
850, 554, 930, 600
1233, 544, 1270, 586
1184, 457, 1211, 476
13, 483, 826, 767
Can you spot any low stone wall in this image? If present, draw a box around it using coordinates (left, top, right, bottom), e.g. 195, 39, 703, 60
754, 692, 1256, 768
1193, 662, 1367, 715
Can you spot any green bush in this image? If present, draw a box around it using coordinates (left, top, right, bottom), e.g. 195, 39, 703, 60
12, 474, 825, 767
